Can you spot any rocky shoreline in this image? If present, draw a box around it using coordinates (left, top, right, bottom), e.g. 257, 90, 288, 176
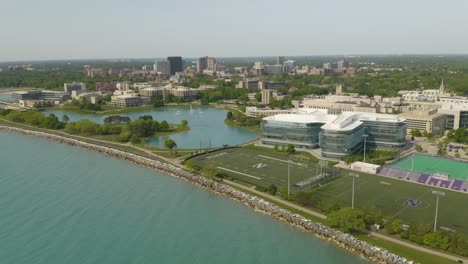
0, 126, 412, 264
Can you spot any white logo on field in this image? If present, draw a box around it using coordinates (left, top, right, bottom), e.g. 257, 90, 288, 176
252, 163, 267, 169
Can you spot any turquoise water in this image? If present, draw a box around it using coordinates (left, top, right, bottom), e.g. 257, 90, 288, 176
0, 132, 368, 264
43, 107, 258, 149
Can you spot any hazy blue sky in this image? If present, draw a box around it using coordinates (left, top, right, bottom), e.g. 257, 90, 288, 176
1, 0, 468, 61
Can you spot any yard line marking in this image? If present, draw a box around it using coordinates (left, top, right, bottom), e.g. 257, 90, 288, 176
257, 155, 308, 167
217, 166, 261, 180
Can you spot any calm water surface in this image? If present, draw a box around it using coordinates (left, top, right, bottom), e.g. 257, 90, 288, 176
44, 107, 258, 149
0, 132, 368, 264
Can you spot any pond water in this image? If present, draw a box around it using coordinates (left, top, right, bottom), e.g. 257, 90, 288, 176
43, 107, 259, 149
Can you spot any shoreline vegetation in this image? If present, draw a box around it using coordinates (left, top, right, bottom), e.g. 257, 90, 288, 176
0, 125, 412, 264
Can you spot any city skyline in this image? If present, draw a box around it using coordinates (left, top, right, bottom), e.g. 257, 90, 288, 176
2, 0, 468, 61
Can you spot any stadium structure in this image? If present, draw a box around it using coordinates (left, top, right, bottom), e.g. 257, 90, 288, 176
261, 109, 407, 158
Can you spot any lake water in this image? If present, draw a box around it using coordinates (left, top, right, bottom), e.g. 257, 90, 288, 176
43, 107, 259, 149
0, 132, 368, 264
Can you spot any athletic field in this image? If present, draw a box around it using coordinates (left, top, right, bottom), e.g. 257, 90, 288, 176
311, 170, 468, 234
389, 153, 468, 180
192, 147, 338, 189
192, 147, 468, 234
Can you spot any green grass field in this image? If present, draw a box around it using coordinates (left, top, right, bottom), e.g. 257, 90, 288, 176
192, 147, 468, 235
311, 170, 468, 235
390, 153, 468, 180
193, 147, 338, 189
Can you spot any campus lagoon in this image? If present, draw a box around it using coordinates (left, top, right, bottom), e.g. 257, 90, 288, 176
0, 132, 368, 264
43, 107, 259, 149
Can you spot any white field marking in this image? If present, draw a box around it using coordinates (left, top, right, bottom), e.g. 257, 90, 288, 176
391, 189, 431, 219
217, 167, 261, 180
257, 155, 306, 167
380, 181, 392, 186
252, 163, 267, 169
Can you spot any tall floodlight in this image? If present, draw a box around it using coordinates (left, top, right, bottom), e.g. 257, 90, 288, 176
287, 159, 290, 198
411, 152, 415, 172
349, 172, 360, 209
432, 190, 445, 232
363, 134, 369, 162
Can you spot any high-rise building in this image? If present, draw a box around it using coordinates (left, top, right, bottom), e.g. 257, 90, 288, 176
282, 60, 295, 73
277, 56, 285, 65
336, 60, 349, 70
155, 60, 171, 75
207, 57, 217, 71
196, 57, 207, 73
167, 56, 183, 75
253, 61, 265, 76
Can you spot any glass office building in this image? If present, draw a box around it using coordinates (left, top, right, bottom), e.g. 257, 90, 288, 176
261, 118, 325, 149
320, 126, 364, 158
261, 110, 407, 158
361, 120, 407, 150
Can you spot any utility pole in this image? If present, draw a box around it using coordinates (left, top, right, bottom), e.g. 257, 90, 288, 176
350, 172, 359, 209
287, 158, 291, 198
432, 190, 445, 232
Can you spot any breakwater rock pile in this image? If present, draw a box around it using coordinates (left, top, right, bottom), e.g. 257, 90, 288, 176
0, 126, 413, 264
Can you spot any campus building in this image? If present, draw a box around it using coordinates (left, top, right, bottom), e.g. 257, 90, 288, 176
438, 96, 468, 129
398, 109, 447, 134
261, 109, 407, 158
64, 82, 86, 93
12, 90, 70, 102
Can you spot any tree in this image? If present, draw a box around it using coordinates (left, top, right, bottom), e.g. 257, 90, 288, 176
411, 129, 422, 137
164, 138, 177, 157
267, 184, 277, 195
152, 98, 165, 108
286, 144, 295, 154
160, 120, 169, 131
387, 219, 403, 234
274, 144, 279, 151
181, 119, 188, 127
62, 114, 70, 123
423, 232, 449, 250
201, 164, 220, 179
415, 145, 423, 152
226, 111, 233, 120
254, 92, 262, 102
327, 208, 366, 233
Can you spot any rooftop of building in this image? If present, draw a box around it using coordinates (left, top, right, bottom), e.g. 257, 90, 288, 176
398, 110, 446, 120
263, 109, 405, 131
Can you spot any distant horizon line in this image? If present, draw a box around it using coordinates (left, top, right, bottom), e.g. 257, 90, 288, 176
2, 53, 468, 64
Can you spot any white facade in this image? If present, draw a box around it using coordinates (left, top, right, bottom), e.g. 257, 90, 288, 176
351, 162, 381, 175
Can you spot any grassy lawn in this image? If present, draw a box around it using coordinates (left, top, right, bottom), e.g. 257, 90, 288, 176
356, 234, 457, 264
313, 169, 468, 235
191, 146, 468, 236
191, 147, 338, 190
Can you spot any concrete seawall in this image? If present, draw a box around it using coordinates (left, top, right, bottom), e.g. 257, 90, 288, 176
0, 126, 412, 264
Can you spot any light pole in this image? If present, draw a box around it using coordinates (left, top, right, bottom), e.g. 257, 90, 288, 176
363, 134, 369, 162
411, 152, 415, 172
287, 158, 291, 198
350, 172, 359, 209
432, 190, 445, 232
